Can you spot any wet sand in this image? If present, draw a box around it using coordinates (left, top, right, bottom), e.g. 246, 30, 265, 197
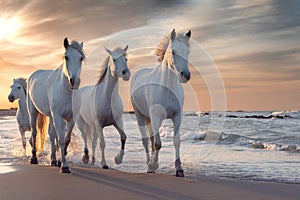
0, 164, 299, 200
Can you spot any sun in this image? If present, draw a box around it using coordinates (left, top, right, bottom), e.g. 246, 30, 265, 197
0, 17, 21, 41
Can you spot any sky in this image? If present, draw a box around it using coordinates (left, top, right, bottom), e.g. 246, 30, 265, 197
0, 0, 299, 111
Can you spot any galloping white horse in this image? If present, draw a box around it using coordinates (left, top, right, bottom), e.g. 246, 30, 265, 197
74, 46, 130, 168
130, 29, 191, 177
28, 38, 85, 173
8, 78, 48, 154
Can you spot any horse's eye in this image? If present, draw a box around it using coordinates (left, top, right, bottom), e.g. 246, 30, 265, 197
80, 57, 83, 61
17, 86, 21, 89
113, 59, 116, 62
172, 51, 175, 55
65, 56, 68, 61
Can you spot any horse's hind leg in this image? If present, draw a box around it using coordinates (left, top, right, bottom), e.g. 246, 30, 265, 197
172, 114, 184, 177
90, 125, 97, 165
113, 118, 127, 165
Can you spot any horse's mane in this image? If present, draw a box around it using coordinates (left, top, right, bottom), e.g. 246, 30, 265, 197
96, 47, 128, 85
96, 56, 109, 85
155, 32, 190, 62
14, 78, 27, 94
69, 40, 86, 59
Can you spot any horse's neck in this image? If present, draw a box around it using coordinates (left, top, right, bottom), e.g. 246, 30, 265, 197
159, 63, 179, 86
59, 66, 72, 92
98, 64, 119, 96
18, 91, 28, 116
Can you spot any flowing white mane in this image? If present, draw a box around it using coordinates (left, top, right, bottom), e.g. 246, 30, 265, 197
155, 32, 190, 63
96, 47, 128, 85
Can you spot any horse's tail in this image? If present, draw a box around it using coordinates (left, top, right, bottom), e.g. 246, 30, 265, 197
36, 113, 48, 153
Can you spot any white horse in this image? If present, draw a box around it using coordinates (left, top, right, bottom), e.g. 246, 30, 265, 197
8, 78, 48, 154
130, 29, 191, 177
74, 46, 130, 168
27, 38, 85, 173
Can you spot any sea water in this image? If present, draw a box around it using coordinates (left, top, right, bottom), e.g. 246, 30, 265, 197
0, 111, 299, 184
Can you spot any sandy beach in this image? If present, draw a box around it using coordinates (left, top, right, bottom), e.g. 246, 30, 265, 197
0, 164, 299, 200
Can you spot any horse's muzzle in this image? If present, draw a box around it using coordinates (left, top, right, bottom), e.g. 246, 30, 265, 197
8, 95, 15, 102
122, 71, 131, 81
180, 71, 191, 83
70, 78, 80, 90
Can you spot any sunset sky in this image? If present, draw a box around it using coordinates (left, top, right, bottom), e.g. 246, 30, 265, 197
1, 0, 299, 111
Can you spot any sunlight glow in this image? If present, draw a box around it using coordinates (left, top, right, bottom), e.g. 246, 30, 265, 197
0, 17, 22, 41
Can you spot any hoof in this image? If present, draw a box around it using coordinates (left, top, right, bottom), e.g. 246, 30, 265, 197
61, 166, 71, 173
57, 159, 61, 167
82, 153, 90, 164
51, 160, 57, 167
114, 156, 123, 165
147, 170, 156, 173
30, 157, 38, 165
102, 165, 109, 169
148, 162, 159, 171
176, 169, 185, 177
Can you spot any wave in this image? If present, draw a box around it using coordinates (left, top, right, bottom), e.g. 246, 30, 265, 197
218, 133, 300, 153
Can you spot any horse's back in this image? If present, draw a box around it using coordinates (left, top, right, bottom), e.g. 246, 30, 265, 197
28, 70, 54, 116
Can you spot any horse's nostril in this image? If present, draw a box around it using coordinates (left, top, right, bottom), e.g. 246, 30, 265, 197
180, 72, 184, 75
122, 70, 126, 75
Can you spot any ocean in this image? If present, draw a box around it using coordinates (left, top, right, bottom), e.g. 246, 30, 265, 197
0, 110, 299, 184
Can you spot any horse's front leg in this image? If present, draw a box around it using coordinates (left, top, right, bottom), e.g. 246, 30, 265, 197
52, 112, 70, 173
95, 122, 107, 169
65, 119, 75, 155
172, 114, 184, 177
77, 116, 90, 164
48, 117, 58, 166
148, 116, 162, 173
28, 104, 39, 164
18, 126, 26, 154
113, 119, 127, 165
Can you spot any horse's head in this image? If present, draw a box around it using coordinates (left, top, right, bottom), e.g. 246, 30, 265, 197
105, 45, 130, 81
167, 29, 191, 83
63, 37, 85, 89
8, 78, 26, 102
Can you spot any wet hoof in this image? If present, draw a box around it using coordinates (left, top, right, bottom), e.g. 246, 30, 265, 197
147, 170, 156, 173
114, 155, 123, 165
102, 165, 109, 169
82, 153, 90, 164
51, 160, 57, 167
57, 159, 61, 167
175, 169, 185, 177
61, 166, 71, 173
30, 157, 38, 164
148, 162, 159, 171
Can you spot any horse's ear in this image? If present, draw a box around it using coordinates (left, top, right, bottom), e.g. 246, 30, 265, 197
64, 37, 69, 49
80, 42, 83, 48
171, 29, 176, 41
105, 47, 113, 55
186, 30, 191, 38
123, 45, 128, 53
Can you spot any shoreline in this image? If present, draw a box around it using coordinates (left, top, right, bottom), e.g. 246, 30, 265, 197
1, 164, 299, 200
